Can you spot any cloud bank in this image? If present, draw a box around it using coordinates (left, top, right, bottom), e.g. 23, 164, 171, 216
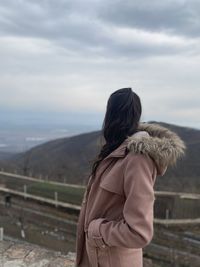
0, 0, 199, 128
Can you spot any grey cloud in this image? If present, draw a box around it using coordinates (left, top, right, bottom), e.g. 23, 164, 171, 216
0, 1, 113, 58
98, 0, 200, 38
0, 0, 200, 130
0, 0, 199, 59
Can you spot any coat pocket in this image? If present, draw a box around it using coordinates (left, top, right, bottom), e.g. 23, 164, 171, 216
85, 233, 99, 267
86, 233, 111, 267
99, 173, 124, 196
86, 231, 142, 267
108, 246, 143, 267
86, 232, 112, 267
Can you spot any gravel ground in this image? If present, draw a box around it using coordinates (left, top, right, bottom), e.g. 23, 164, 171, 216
0, 237, 75, 267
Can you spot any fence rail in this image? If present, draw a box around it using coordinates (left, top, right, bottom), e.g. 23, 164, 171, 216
0, 186, 81, 211
0, 171, 85, 189
1, 170, 200, 224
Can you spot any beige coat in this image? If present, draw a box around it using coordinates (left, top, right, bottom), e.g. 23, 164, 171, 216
75, 122, 186, 267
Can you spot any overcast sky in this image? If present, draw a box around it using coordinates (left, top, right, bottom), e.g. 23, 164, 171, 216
0, 0, 200, 129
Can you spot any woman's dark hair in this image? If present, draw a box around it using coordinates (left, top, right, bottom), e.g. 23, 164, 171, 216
88, 87, 142, 182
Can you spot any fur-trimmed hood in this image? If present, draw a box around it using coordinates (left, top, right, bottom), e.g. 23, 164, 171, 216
126, 122, 187, 176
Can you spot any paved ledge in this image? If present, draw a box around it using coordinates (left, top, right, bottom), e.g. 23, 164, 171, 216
0, 237, 75, 267
0, 237, 156, 267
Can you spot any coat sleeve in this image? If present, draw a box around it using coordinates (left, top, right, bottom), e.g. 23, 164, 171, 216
87, 154, 156, 249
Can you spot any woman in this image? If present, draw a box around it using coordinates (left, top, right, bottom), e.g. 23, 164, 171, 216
75, 88, 186, 267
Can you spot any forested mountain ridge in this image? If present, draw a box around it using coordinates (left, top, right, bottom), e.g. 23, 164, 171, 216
1, 121, 199, 193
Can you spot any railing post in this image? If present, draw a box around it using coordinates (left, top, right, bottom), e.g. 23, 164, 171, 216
24, 185, 27, 199
54, 192, 58, 208
166, 208, 169, 228
0, 227, 4, 267
0, 228, 3, 241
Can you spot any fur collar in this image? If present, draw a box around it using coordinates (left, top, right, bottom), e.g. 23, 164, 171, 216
126, 122, 187, 175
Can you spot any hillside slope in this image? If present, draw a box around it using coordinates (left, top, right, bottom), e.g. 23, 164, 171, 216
4, 130, 102, 185
1, 121, 200, 193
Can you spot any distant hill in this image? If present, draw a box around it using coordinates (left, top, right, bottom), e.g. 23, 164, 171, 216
1, 121, 200, 193
1, 130, 102, 185
0, 151, 14, 160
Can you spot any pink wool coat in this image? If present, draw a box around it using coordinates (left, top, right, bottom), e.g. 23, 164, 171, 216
75, 122, 186, 267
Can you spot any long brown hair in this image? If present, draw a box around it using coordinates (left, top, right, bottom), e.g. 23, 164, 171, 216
88, 88, 142, 182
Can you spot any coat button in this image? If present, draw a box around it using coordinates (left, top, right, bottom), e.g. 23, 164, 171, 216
102, 244, 106, 248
